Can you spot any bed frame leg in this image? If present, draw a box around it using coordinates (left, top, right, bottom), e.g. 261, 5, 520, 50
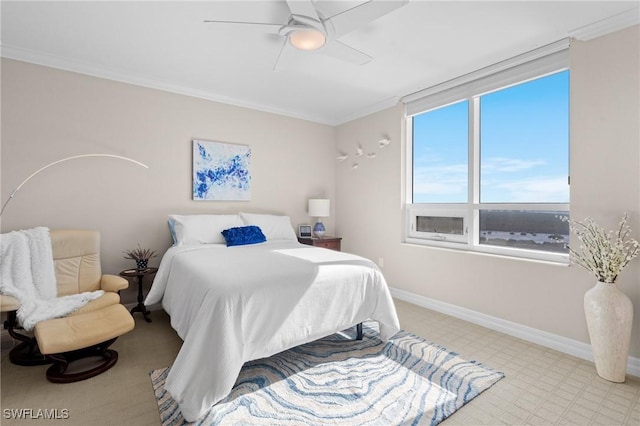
356, 323, 363, 340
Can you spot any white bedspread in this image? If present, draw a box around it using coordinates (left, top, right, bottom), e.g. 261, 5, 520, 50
145, 240, 400, 422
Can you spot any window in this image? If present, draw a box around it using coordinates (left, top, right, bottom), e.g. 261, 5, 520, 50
404, 41, 570, 262
412, 100, 469, 203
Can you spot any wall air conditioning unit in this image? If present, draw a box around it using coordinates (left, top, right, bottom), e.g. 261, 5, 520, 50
407, 209, 468, 244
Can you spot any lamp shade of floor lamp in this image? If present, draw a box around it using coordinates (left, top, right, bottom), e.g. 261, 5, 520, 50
0, 154, 149, 217
308, 199, 330, 238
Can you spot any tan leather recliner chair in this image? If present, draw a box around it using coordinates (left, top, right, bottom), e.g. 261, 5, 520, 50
1, 229, 135, 382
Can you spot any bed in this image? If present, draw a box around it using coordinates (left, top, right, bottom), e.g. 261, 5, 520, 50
144, 213, 400, 422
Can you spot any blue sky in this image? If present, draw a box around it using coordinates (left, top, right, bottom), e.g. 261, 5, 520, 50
413, 70, 569, 204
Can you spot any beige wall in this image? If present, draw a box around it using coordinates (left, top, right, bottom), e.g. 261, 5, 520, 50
1, 25, 638, 358
0, 59, 336, 302
336, 25, 640, 358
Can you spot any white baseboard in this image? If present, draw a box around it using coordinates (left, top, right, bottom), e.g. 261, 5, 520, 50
389, 286, 640, 378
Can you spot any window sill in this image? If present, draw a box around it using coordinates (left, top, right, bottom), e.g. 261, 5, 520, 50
402, 238, 570, 266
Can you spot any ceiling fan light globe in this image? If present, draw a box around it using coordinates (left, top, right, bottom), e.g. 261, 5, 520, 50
289, 28, 326, 51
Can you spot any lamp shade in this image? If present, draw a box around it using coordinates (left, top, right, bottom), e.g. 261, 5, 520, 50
308, 199, 330, 217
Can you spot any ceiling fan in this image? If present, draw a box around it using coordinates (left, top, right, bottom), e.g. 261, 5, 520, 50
204, 0, 409, 70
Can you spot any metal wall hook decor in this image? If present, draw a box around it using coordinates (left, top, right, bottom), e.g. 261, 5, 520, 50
337, 135, 391, 171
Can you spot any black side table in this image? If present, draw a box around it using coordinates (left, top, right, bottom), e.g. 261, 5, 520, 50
120, 267, 158, 323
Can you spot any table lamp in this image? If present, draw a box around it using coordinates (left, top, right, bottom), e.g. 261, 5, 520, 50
308, 199, 330, 238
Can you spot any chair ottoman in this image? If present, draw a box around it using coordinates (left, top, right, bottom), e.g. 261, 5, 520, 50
34, 304, 135, 383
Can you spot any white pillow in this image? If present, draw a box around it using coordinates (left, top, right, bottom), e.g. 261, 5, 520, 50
168, 214, 244, 246
239, 212, 297, 241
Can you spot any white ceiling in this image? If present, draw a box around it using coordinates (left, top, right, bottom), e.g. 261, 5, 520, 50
1, 1, 639, 125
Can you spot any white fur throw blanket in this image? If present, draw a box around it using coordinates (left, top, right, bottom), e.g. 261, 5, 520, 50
0, 227, 104, 330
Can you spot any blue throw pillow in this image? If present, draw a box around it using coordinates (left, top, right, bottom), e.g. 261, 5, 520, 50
221, 226, 266, 247
168, 219, 177, 245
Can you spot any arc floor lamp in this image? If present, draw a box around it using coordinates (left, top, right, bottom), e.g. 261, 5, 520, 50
0, 154, 149, 217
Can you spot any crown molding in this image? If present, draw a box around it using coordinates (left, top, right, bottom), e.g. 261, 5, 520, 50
568, 7, 639, 41
0, 44, 340, 126
334, 95, 400, 126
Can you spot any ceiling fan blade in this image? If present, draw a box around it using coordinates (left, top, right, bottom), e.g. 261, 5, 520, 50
325, 0, 408, 38
273, 38, 299, 71
204, 20, 283, 35
319, 40, 372, 65
285, 0, 320, 22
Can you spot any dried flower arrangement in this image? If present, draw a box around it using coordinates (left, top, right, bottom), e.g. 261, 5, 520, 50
123, 244, 157, 270
562, 213, 639, 283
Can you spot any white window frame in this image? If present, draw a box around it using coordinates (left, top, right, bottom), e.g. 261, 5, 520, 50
403, 40, 570, 263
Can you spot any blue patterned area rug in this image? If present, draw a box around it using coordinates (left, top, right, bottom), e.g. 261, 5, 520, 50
150, 323, 504, 425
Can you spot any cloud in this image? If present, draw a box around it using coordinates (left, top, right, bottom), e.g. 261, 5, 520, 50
412, 156, 566, 203
484, 176, 569, 202
413, 163, 467, 198
482, 157, 546, 173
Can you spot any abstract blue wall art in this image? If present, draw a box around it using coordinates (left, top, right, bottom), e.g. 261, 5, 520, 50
193, 139, 251, 201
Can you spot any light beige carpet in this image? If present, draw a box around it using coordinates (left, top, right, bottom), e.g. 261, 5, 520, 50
2, 301, 639, 425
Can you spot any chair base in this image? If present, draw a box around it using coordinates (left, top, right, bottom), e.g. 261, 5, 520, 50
45, 338, 119, 383
9, 341, 51, 366
5, 311, 51, 366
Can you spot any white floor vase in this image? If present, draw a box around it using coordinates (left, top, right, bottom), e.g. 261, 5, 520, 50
584, 281, 633, 382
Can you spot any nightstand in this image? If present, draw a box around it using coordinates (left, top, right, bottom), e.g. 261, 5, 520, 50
298, 236, 342, 251
120, 267, 158, 323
